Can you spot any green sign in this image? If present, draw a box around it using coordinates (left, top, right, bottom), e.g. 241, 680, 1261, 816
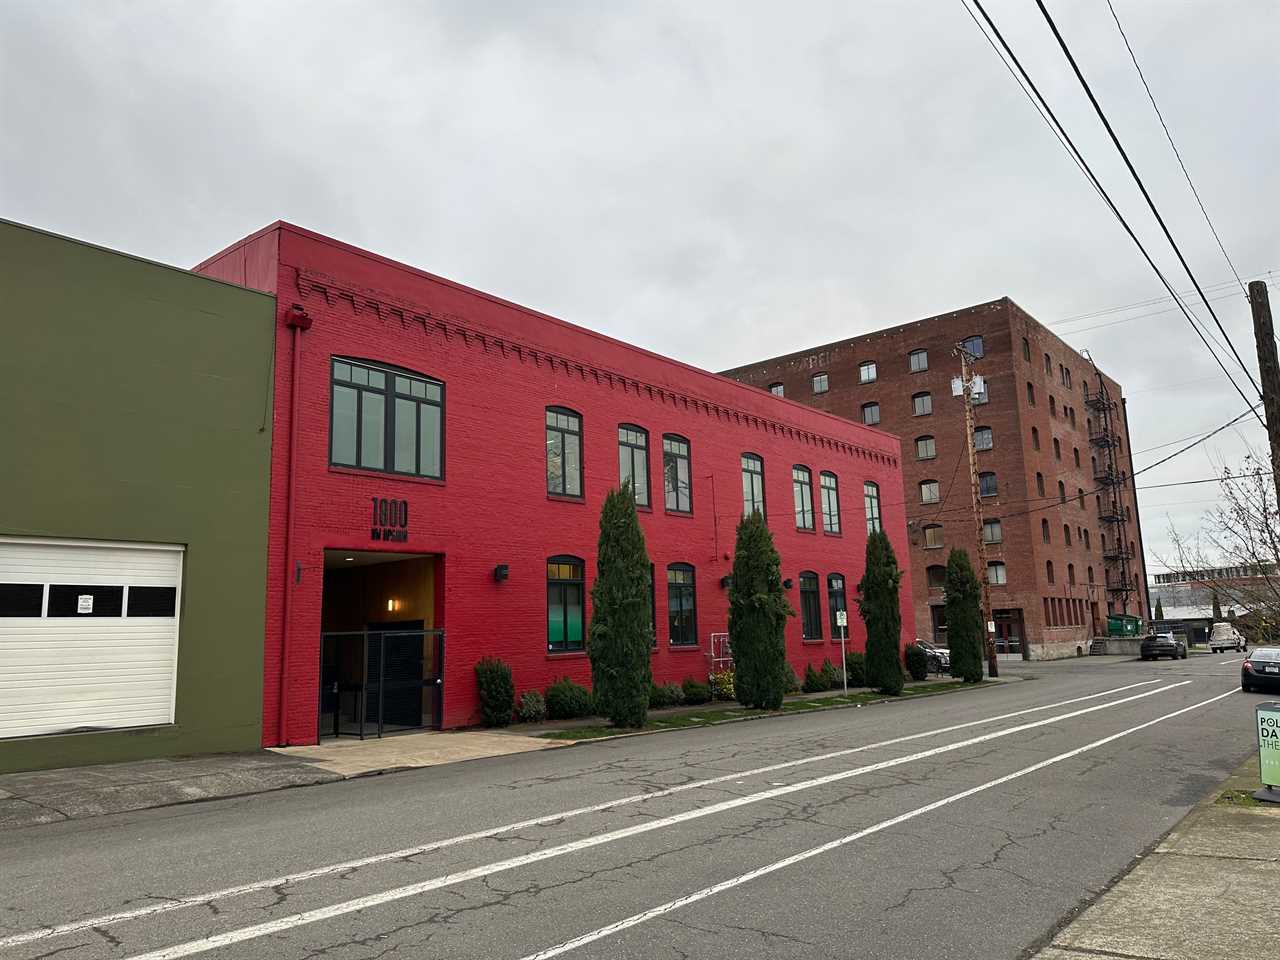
1259, 703, 1280, 787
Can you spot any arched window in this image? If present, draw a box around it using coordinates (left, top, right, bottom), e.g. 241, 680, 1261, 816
916, 435, 936, 460
331, 358, 444, 478
667, 564, 698, 647
799, 571, 822, 640
820, 472, 841, 534
987, 561, 1007, 585
828, 574, 848, 637
961, 334, 984, 358
909, 349, 928, 373
1084, 529, 1091, 550
1046, 560, 1055, 585
618, 424, 650, 506
919, 479, 940, 505
1087, 565, 1095, 584
741, 453, 766, 517
1053, 437, 1062, 460
792, 465, 815, 530
1077, 488, 1085, 509
547, 556, 585, 652
1058, 480, 1067, 503
1036, 473, 1046, 496
861, 402, 880, 426
1027, 382, 1036, 406
1042, 518, 1051, 543
768, 382, 784, 397
1022, 337, 1031, 361
1067, 563, 1076, 586
1073, 447, 1080, 467
979, 472, 997, 497
1044, 353, 1053, 374
923, 524, 944, 549
662, 434, 692, 513
912, 391, 933, 416
926, 565, 947, 590
1091, 455, 1098, 475
546, 407, 583, 497
1049, 396, 1057, 417
974, 426, 993, 451
1068, 407, 1077, 428
864, 481, 882, 533
1031, 426, 1040, 450
859, 360, 877, 383
1063, 524, 1072, 546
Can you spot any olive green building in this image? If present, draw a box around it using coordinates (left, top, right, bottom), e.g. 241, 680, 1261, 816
0, 220, 275, 773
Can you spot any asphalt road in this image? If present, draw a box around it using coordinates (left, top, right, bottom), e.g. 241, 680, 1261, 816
0, 654, 1259, 960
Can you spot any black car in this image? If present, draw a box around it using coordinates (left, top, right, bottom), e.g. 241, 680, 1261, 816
1241, 647, 1280, 693
1140, 633, 1187, 661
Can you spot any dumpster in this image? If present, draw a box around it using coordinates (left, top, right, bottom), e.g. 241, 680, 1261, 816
1106, 614, 1142, 637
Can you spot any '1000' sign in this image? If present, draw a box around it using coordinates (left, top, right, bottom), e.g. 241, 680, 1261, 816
371, 498, 409, 542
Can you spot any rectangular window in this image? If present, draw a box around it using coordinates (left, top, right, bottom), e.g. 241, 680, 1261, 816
47, 584, 124, 618
827, 574, 848, 638
820, 472, 841, 534
792, 466, 814, 530
979, 472, 998, 497
920, 480, 940, 504
799, 572, 822, 639
667, 565, 698, 646
331, 359, 443, 478
983, 519, 1002, 544
909, 349, 928, 373
924, 525, 943, 549
864, 481, 882, 533
916, 436, 936, 460
861, 403, 880, 426
618, 425, 650, 506
546, 408, 583, 497
974, 427, 993, 451
742, 454, 766, 517
912, 393, 932, 416
663, 435, 692, 512
812, 372, 829, 394
547, 558, 585, 652
127, 586, 177, 617
769, 382, 784, 397
0, 583, 43, 617
988, 562, 1007, 585
859, 361, 877, 384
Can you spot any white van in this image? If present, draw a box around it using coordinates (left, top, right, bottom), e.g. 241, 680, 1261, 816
1209, 621, 1246, 654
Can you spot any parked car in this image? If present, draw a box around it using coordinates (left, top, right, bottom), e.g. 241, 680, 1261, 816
1241, 647, 1280, 693
915, 638, 950, 673
1209, 621, 1247, 654
1140, 632, 1187, 661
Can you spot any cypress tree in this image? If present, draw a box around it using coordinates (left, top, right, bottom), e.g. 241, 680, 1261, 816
858, 530, 904, 696
1154, 597, 1164, 620
588, 484, 654, 727
728, 511, 794, 709
1212, 592, 1223, 621
945, 548, 984, 683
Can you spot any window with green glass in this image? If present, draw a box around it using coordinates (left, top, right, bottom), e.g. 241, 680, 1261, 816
547, 556, 585, 652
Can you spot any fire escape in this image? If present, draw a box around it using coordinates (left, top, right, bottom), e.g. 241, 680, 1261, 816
1086, 374, 1135, 614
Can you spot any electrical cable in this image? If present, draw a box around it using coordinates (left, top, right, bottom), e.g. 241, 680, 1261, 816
962, 0, 1266, 429
1104, 0, 1248, 299
1032, 0, 1263, 398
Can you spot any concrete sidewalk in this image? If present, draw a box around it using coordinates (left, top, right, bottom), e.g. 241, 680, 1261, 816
1032, 757, 1280, 960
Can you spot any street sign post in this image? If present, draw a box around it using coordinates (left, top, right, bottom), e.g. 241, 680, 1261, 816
836, 610, 848, 695
1256, 702, 1280, 804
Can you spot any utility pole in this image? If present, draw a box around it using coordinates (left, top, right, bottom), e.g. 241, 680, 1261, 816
955, 343, 998, 679
1249, 280, 1280, 510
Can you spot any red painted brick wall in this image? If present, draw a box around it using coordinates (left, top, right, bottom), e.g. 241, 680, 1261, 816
199, 224, 912, 746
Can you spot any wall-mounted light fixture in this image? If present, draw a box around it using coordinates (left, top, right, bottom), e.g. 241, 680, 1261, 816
720, 575, 732, 589
782, 578, 793, 590
386, 598, 402, 613
494, 564, 509, 582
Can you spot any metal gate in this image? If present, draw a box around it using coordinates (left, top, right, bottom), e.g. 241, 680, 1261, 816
319, 627, 444, 739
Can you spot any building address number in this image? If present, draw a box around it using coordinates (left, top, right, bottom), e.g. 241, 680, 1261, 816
370, 497, 409, 542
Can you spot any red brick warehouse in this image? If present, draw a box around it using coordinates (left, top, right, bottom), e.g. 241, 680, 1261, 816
196, 224, 913, 746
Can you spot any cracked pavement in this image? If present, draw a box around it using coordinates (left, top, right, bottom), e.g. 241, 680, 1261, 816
0, 655, 1257, 960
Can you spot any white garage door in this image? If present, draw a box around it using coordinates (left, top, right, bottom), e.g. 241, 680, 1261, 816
0, 537, 183, 740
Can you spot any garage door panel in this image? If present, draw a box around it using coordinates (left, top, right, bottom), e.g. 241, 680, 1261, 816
0, 538, 182, 740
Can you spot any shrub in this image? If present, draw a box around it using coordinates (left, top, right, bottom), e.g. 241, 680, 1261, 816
588, 485, 654, 727
858, 531, 904, 696
802, 663, 826, 693
904, 643, 929, 682
945, 549, 985, 683
845, 651, 866, 687
784, 664, 801, 694
545, 677, 594, 719
517, 690, 547, 724
728, 512, 794, 709
709, 670, 736, 701
820, 658, 840, 690
682, 677, 711, 704
649, 682, 685, 709
474, 657, 515, 727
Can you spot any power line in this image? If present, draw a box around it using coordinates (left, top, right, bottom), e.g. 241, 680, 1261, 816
962, 0, 1266, 429
1055, 273, 1272, 324
1032, 0, 1263, 399
1136, 471, 1273, 492
1103, 0, 1248, 298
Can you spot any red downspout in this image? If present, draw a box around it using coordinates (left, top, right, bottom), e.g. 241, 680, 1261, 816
278, 304, 312, 745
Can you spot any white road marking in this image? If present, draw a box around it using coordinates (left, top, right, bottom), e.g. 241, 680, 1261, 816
519, 687, 1240, 960
0, 678, 1160, 952
109, 681, 1189, 960
1219, 658, 1246, 665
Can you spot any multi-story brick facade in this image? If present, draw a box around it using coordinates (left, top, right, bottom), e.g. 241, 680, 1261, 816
723, 298, 1148, 660
196, 222, 911, 745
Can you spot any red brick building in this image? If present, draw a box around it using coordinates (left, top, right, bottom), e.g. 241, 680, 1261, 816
722, 298, 1148, 660
196, 223, 911, 745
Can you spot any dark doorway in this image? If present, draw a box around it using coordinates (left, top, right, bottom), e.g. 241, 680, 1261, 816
993, 608, 1025, 658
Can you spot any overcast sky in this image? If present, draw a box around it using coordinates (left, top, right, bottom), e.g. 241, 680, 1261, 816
2, 0, 1276, 572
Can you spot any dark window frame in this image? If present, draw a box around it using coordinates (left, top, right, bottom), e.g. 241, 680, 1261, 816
974, 426, 993, 452
799, 571, 823, 640
820, 471, 841, 534
962, 335, 985, 358
861, 402, 881, 426
827, 573, 848, 638
742, 453, 766, 518
912, 391, 933, 417
859, 360, 877, 384
792, 465, 815, 531
662, 434, 692, 514
330, 357, 445, 480
916, 435, 936, 460
666, 563, 698, 647
812, 372, 829, 394
979, 471, 997, 497
865, 480, 883, 532
547, 555, 586, 652
618, 423, 650, 507
546, 406, 584, 498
